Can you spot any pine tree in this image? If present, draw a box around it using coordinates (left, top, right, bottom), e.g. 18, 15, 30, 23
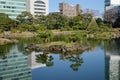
87, 17, 99, 32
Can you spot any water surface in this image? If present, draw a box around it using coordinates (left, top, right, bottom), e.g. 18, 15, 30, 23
0, 38, 120, 80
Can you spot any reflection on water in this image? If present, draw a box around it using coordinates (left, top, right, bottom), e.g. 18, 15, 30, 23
28, 51, 46, 69
0, 45, 32, 80
105, 38, 120, 80
0, 38, 120, 80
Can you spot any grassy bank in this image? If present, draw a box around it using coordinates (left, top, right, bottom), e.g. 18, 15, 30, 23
0, 29, 119, 45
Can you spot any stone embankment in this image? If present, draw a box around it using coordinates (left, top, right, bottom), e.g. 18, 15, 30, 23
41, 44, 89, 52
0, 31, 36, 45
0, 38, 18, 45
25, 42, 90, 53
0, 31, 37, 38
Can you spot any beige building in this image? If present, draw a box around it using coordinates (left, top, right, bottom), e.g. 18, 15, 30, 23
59, 2, 82, 17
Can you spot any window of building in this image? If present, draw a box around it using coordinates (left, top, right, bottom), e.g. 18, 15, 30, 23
0, 1, 6, 4
34, 8, 45, 11
34, 1, 45, 4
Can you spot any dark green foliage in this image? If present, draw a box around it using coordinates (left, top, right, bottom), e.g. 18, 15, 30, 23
0, 43, 13, 58
0, 11, 111, 32
37, 30, 53, 42
96, 18, 111, 31
70, 56, 83, 71
46, 13, 68, 29
0, 13, 15, 31
36, 54, 54, 67
16, 11, 34, 25
113, 17, 120, 28
68, 31, 86, 42
68, 14, 92, 30
96, 18, 103, 25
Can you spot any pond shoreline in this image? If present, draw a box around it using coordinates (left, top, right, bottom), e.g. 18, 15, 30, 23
0, 38, 18, 45
25, 42, 90, 53
0, 29, 120, 45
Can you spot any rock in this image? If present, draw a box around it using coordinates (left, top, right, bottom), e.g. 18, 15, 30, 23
35, 46, 40, 52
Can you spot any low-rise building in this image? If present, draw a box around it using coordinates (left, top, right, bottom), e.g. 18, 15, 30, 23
59, 2, 82, 17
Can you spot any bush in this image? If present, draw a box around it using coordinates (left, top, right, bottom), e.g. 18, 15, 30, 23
11, 29, 18, 33
37, 30, 53, 42
68, 31, 86, 42
60, 26, 73, 31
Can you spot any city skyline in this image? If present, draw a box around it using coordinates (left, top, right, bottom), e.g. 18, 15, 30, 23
49, 0, 104, 13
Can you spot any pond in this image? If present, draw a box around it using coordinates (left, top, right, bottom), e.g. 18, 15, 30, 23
0, 38, 120, 80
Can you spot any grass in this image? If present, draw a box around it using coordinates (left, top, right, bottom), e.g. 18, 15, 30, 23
39, 41, 75, 48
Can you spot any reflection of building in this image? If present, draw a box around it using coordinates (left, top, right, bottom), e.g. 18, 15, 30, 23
28, 51, 46, 69
105, 51, 120, 80
59, 2, 82, 17
0, 45, 31, 80
0, 0, 26, 19
27, 0, 49, 16
104, 0, 120, 22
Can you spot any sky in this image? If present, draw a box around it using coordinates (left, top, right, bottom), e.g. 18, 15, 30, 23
49, 0, 105, 13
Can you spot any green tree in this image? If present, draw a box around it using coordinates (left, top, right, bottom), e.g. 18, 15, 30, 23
96, 18, 103, 25
68, 14, 92, 30
0, 13, 15, 31
96, 18, 111, 31
87, 17, 99, 32
34, 15, 47, 26
70, 56, 83, 71
47, 13, 68, 29
37, 30, 53, 42
16, 11, 34, 25
36, 54, 54, 67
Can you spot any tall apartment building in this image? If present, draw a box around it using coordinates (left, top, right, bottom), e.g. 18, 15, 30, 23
104, 0, 120, 22
27, 0, 49, 16
59, 2, 82, 17
0, 45, 32, 80
0, 0, 26, 19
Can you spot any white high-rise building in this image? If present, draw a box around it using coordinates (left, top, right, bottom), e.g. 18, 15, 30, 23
111, 0, 120, 5
105, 0, 120, 7
27, 0, 49, 16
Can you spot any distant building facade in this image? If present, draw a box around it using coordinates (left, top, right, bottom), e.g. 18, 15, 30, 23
59, 2, 82, 17
104, 6, 120, 22
83, 9, 100, 18
0, 0, 26, 19
104, 0, 120, 22
27, 0, 49, 16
